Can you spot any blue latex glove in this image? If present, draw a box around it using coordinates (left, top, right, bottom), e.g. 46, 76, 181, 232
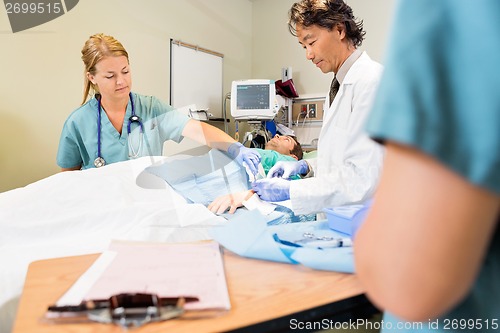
252, 178, 291, 202
228, 142, 261, 176
267, 160, 309, 179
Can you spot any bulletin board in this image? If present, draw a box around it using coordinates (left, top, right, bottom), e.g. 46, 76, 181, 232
169, 39, 224, 117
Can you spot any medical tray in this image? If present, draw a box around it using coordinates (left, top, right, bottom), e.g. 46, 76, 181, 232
324, 200, 372, 237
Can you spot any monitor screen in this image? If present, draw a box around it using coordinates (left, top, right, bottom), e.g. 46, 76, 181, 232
231, 80, 277, 120
236, 84, 270, 110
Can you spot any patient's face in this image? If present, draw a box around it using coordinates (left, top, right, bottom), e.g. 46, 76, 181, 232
265, 135, 295, 156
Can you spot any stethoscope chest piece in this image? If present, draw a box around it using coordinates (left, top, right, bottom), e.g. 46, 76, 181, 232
127, 114, 144, 134
129, 115, 140, 122
94, 156, 106, 168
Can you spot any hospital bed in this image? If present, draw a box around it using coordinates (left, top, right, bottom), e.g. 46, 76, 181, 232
0, 156, 227, 333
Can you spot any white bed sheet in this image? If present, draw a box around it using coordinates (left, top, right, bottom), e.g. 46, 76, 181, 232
0, 156, 226, 333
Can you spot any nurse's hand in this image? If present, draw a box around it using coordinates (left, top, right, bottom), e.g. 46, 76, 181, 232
267, 160, 309, 179
252, 178, 291, 202
228, 142, 261, 176
208, 190, 254, 214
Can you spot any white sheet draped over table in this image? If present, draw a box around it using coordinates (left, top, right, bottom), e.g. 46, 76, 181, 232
0, 157, 225, 333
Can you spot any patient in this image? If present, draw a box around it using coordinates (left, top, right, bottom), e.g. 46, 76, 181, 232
146, 134, 303, 215
208, 134, 304, 214
251, 134, 303, 175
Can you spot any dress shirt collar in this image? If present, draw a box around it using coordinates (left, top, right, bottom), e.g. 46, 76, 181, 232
335, 49, 362, 84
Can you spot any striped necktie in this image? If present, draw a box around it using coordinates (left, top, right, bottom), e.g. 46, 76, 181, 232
329, 78, 340, 106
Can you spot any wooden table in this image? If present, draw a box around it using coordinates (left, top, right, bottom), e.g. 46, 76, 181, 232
13, 250, 378, 333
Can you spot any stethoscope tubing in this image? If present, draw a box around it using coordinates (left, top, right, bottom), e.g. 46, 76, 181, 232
95, 92, 144, 167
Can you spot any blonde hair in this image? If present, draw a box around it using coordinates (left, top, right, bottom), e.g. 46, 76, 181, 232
81, 33, 129, 104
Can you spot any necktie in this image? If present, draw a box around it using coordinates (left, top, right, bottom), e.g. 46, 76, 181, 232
329, 78, 340, 106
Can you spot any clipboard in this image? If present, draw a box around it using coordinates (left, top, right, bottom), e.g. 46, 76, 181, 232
45, 240, 230, 328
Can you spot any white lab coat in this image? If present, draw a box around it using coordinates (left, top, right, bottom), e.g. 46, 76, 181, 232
290, 52, 384, 214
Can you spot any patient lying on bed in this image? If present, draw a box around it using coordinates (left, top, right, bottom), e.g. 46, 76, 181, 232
146, 134, 305, 216
208, 135, 304, 214
250, 134, 303, 176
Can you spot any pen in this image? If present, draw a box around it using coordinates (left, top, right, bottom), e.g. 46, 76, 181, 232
297, 232, 352, 248
296, 237, 353, 248
47, 300, 110, 313
273, 233, 352, 249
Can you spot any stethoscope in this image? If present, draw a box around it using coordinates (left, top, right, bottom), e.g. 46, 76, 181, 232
94, 92, 144, 168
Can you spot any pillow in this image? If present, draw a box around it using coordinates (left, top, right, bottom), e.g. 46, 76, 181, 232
303, 150, 317, 159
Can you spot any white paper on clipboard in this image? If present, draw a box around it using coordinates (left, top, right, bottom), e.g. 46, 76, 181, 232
56, 240, 230, 311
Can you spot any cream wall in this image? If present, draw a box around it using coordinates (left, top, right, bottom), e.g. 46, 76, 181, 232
0, 0, 396, 192
252, 0, 396, 96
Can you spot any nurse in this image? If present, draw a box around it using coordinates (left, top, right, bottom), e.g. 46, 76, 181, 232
355, 1, 500, 331
252, 0, 384, 215
57, 33, 259, 172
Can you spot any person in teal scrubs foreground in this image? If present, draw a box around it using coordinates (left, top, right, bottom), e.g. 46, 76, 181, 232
355, 1, 500, 332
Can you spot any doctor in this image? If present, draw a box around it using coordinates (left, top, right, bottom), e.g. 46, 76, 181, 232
57, 33, 259, 172
252, 0, 384, 215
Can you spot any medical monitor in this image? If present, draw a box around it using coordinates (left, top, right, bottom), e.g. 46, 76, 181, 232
231, 80, 278, 120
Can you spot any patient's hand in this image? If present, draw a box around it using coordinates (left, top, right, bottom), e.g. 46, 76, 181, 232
208, 190, 254, 214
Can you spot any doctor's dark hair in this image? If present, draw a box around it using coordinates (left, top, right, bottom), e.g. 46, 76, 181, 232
81, 33, 129, 105
288, 0, 365, 48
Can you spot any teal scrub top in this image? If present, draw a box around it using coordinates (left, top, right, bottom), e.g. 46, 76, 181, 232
57, 92, 190, 169
366, 0, 500, 332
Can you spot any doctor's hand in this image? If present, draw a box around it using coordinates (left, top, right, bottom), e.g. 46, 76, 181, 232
267, 160, 309, 179
251, 178, 291, 202
228, 142, 261, 176
208, 190, 254, 214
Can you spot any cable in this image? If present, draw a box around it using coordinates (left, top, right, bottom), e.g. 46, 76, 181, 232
223, 92, 231, 134
302, 111, 309, 127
